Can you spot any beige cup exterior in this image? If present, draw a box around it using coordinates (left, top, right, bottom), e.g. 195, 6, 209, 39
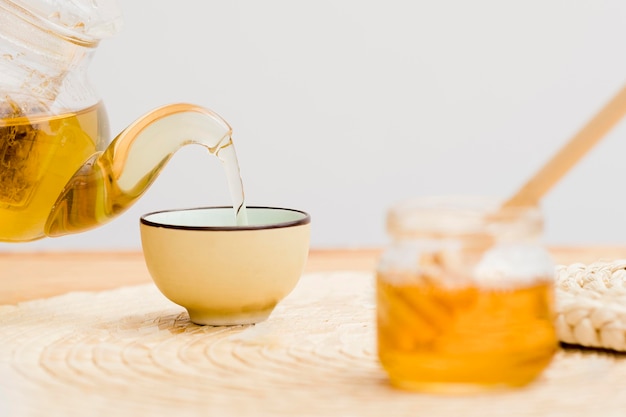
140, 209, 310, 325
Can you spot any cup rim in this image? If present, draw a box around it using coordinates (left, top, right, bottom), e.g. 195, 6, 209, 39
140, 206, 311, 231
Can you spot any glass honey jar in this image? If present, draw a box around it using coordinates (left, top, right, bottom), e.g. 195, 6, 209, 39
376, 196, 558, 393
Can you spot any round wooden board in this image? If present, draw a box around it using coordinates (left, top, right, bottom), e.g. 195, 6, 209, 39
1, 271, 626, 416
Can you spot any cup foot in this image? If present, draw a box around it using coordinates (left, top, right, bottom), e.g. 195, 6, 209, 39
186, 307, 275, 326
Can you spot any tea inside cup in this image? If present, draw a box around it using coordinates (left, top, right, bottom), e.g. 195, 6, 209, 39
140, 206, 311, 325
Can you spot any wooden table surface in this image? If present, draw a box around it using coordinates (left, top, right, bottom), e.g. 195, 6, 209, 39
2, 246, 626, 305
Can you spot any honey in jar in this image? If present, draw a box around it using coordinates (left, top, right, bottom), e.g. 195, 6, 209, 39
376, 196, 557, 393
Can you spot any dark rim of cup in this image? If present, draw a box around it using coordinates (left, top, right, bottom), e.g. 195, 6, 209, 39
140, 206, 311, 231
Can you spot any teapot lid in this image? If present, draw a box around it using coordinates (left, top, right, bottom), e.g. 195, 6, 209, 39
6, 0, 123, 45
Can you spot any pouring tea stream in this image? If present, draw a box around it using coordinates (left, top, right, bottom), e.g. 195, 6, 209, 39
0, 0, 247, 242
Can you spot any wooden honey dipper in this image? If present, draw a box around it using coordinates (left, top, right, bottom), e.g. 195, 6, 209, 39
459, 83, 626, 258
503, 84, 626, 209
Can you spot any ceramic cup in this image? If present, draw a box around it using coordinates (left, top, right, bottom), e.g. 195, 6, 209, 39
140, 206, 311, 325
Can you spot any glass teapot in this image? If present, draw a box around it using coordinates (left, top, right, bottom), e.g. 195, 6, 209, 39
0, 0, 243, 242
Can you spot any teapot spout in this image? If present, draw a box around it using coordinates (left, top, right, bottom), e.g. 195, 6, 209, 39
45, 103, 244, 237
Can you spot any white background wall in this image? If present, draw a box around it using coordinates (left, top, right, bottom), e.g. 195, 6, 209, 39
4, 0, 626, 251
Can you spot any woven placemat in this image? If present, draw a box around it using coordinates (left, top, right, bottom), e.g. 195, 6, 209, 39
2, 271, 626, 417
556, 260, 626, 351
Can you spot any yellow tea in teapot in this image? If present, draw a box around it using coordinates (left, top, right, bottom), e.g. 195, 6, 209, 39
1, 0, 247, 242
0, 102, 107, 241
0, 101, 247, 242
